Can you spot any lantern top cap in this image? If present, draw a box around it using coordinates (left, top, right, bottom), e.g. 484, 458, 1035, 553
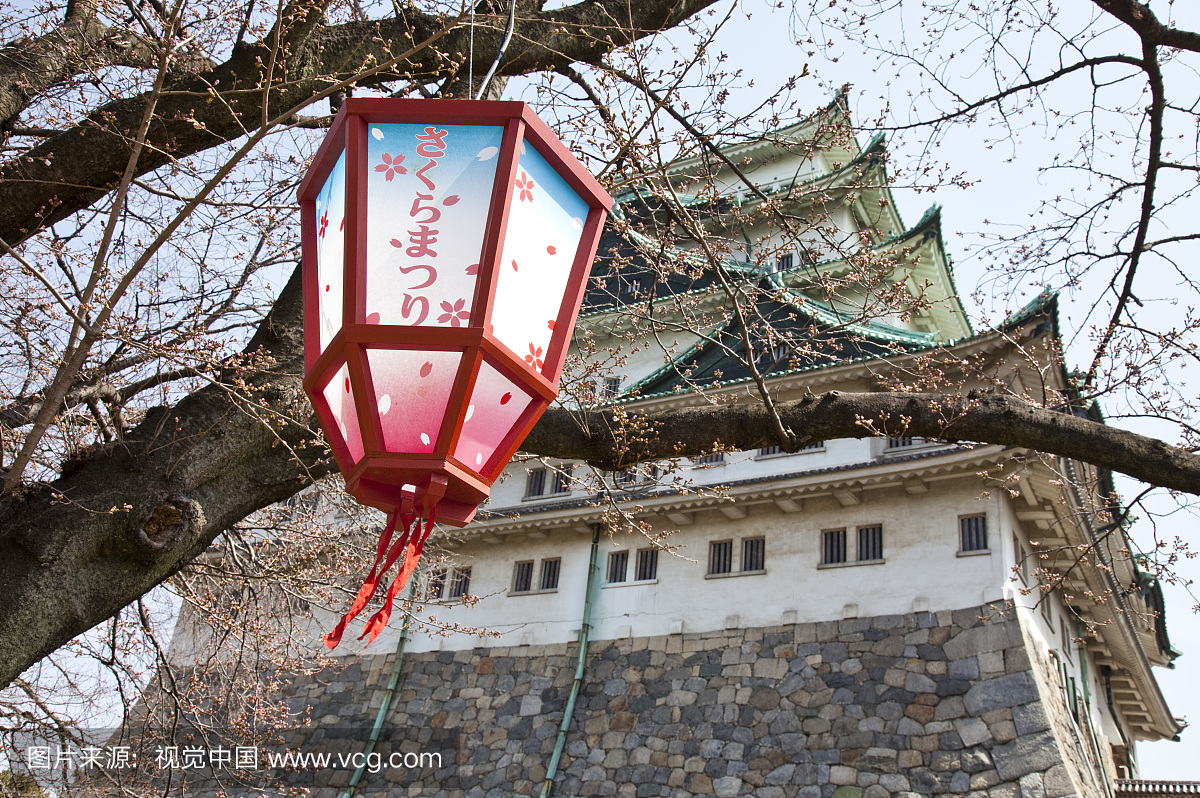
297, 98, 612, 213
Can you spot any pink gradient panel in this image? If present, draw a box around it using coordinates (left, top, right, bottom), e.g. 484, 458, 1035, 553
453, 359, 536, 473
366, 349, 461, 454
321, 363, 364, 463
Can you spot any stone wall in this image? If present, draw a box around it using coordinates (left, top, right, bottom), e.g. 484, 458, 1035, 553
183, 603, 1102, 797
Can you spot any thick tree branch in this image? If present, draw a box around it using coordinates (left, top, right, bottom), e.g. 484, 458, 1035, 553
0, 0, 211, 134
0, 0, 720, 247
525, 391, 1200, 496
1092, 0, 1200, 54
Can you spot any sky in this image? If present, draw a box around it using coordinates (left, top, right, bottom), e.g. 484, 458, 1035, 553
524, 0, 1200, 779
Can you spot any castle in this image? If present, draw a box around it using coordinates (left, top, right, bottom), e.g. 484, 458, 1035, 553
165, 92, 1186, 798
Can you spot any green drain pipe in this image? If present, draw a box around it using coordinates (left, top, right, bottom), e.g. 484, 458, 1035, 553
339, 577, 417, 798
538, 525, 601, 798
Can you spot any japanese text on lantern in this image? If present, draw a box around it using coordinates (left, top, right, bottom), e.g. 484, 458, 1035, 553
386, 126, 460, 326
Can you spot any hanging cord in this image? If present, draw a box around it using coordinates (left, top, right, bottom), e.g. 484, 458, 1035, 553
473, 0, 516, 100
338, 574, 418, 798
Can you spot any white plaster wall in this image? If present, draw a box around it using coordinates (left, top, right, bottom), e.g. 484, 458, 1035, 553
348, 475, 1018, 656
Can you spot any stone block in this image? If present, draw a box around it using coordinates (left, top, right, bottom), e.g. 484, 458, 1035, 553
992, 730, 1062, 782
830, 766, 858, 785
1019, 773, 1046, 798
956, 717, 993, 747
943, 623, 1023, 661
1043, 765, 1075, 798
964, 672, 1038, 716
1013, 703, 1051, 735
713, 776, 742, 797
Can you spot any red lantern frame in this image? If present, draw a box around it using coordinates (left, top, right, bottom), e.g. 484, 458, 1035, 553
298, 99, 611, 528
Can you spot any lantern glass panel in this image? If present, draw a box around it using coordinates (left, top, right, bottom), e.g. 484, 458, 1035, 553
321, 362, 365, 463
491, 140, 589, 374
365, 348, 462, 454
315, 152, 347, 352
453, 358, 537, 474
363, 123, 504, 328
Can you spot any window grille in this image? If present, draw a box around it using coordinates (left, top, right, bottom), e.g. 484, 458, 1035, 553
427, 569, 446, 600
887, 436, 916, 449
525, 468, 546, 497
550, 466, 573, 495
614, 469, 637, 486
776, 253, 794, 271
761, 442, 822, 456
602, 377, 622, 399
960, 515, 988, 551
743, 538, 765, 572
512, 561, 533, 593
607, 551, 628, 583
540, 558, 561, 591
635, 549, 658, 581
858, 525, 883, 561
709, 540, 733, 575
697, 451, 725, 465
450, 567, 471, 598
823, 529, 847, 565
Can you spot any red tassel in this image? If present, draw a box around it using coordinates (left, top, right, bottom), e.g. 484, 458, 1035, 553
323, 511, 413, 649
360, 510, 436, 643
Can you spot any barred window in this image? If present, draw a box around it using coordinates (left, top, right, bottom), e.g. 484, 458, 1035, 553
760, 445, 782, 456
960, 515, 988, 551
743, 538, 765, 572
776, 253, 794, 271
427, 568, 446, 600
635, 549, 658, 581
602, 377, 622, 399
450, 567, 472, 598
697, 452, 725, 465
823, 529, 847, 565
709, 540, 733, 575
858, 525, 883, 561
887, 436, 915, 449
512, 561, 533, 593
607, 551, 628, 584
540, 558, 561, 591
550, 466, 573, 495
525, 468, 546, 497
614, 469, 637, 486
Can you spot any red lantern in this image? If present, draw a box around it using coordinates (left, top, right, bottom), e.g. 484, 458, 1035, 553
297, 99, 611, 646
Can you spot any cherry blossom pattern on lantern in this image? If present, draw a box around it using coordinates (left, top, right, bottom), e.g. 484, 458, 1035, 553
319, 212, 329, 238
375, 152, 407, 180
526, 344, 544, 370
437, 298, 470, 326
515, 171, 535, 202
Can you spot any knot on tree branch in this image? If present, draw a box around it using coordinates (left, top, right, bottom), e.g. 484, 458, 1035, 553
131, 495, 202, 559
